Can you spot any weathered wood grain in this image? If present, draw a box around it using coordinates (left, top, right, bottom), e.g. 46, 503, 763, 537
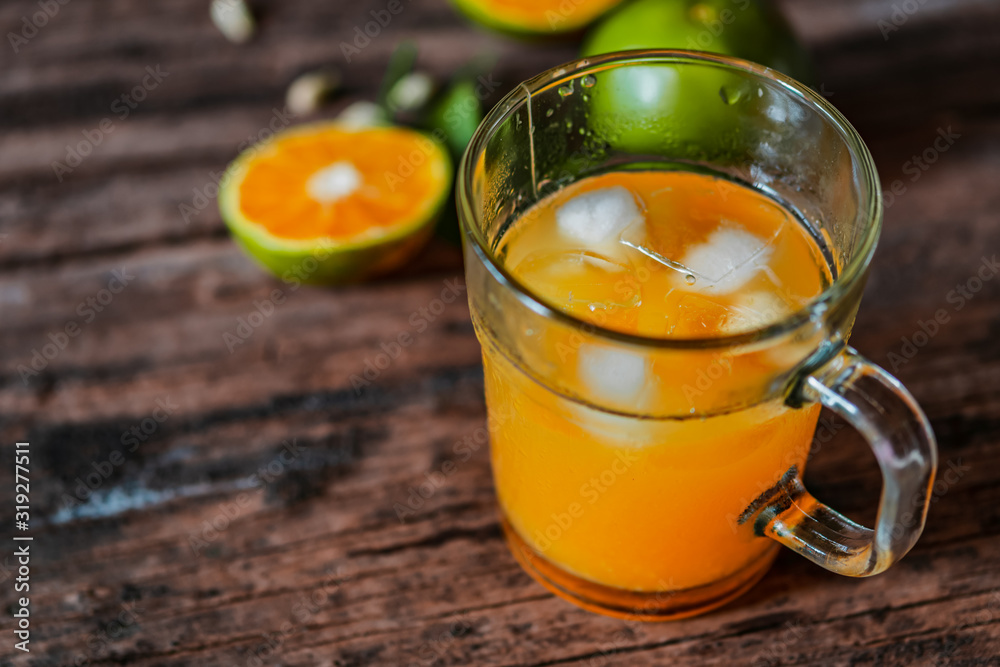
1, 0, 999, 664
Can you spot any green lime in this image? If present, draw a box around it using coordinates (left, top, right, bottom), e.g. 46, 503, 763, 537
581, 0, 813, 155
219, 122, 452, 285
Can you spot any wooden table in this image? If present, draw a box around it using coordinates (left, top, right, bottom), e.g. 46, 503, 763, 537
2, 0, 999, 664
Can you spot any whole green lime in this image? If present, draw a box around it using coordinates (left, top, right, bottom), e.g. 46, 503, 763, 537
580, 0, 813, 155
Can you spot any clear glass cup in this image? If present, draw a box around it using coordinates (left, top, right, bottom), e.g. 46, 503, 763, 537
456, 51, 938, 620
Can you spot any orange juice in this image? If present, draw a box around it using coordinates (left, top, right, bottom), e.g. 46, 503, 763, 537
484, 170, 831, 594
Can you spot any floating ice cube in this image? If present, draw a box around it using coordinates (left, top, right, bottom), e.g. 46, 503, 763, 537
556, 186, 643, 246
578, 346, 648, 403
681, 226, 775, 293
666, 289, 793, 337
566, 401, 670, 448
720, 290, 792, 334
512, 249, 639, 312
720, 291, 823, 367
670, 292, 740, 337
514, 249, 627, 278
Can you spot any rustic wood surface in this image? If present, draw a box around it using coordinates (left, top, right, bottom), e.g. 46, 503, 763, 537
1, 0, 999, 664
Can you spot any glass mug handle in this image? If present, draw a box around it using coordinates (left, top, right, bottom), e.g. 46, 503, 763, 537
744, 346, 938, 576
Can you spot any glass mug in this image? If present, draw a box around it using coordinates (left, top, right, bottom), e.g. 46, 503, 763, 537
456, 51, 938, 620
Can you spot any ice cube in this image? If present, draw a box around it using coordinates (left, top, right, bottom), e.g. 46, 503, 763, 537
719, 291, 793, 334
512, 249, 639, 313
670, 292, 738, 337
720, 291, 822, 367
514, 249, 626, 277
556, 186, 643, 246
566, 401, 670, 448
681, 226, 775, 293
665, 290, 791, 337
578, 346, 648, 403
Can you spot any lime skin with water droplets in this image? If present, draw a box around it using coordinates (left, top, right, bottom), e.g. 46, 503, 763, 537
581, 0, 814, 156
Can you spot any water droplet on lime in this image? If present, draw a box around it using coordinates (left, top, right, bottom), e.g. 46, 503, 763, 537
719, 86, 743, 105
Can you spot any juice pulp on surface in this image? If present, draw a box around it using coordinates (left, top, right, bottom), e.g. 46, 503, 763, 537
484, 170, 831, 591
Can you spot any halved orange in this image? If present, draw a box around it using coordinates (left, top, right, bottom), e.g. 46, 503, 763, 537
450, 0, 623, 34
219, 121, 452, 285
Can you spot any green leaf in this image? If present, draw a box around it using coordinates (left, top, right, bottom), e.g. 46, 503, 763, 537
376, 42, 418, 112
